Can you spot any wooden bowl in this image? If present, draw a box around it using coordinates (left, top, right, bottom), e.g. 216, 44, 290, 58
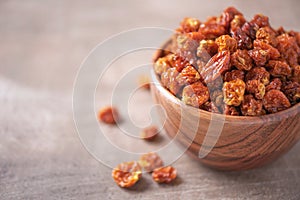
151, 50, 300, 171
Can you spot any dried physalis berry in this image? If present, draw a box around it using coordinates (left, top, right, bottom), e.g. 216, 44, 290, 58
139, 152, 164, 172
215, 35, 237, 53
180, 17, 201, 33
98, 106, 119, 124
263, 90, 291, 113
245, 67, 270, 85
182, 81, 209, 108
140, 126, 159, 141
265, 78, 282, 92
224, 70, 245, 82
112, 161, 142, 188
231, 49, 253, 71
197, 39, 218, 62
241, 94, 264, 116
138, 75, 151, 90
201, 50, 231, 84
266, 60, 292, 78
152, 166, 177, 184
223, 78, 246, 106
246, 80, 266, 100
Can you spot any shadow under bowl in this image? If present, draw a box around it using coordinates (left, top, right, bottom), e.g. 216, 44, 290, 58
150, 69, 300, 171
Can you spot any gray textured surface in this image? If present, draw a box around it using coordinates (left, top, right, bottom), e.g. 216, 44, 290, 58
0, 0, 300, 199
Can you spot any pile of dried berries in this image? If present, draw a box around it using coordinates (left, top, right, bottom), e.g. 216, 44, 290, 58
154, 7, 300, 116
112, 152, 177, 188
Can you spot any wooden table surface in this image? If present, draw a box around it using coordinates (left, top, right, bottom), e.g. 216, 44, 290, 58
0, 0, 300, 199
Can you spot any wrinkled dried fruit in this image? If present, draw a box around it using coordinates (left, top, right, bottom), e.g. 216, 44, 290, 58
245, 67, 270, 85
215, 35, 237, 53
249, 40, 280, 66
246, 80, 266, 99
197, 39, 218, 62
231, 49, 253, 71
182, 82, 209, 107
250, 14, 270, 28
266, 60, 292, 77
201, 50, 231, 84
224, 70, 245, 82
98, 106, 119, 124
223, 79, 246, 106
292, 65, 300, 83
139, 152, 164, 172
241, 22, 258, 40
161, 68, 181, 95
171, 54, 189, 72
277, 34, 300, 67
154, 7, 300, 116
180, 17, 201, 33
154, 56, 172, 76
112, 161, 142, 188
241, 95, 264, 116
256, 26, 277, 46
176, 65, 201, 85
230, 14, 246, 32
231, 27, 253, 50
265, 78, 282, 91
152, 166, 177, 183
199, 23, 226, 40
263, 90, 291, 113
282, 81, 300, 104
220, 7, 242, 30
140, 126, 159, 140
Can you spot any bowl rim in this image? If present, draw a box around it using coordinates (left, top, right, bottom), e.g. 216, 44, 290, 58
150, 68, 300, 123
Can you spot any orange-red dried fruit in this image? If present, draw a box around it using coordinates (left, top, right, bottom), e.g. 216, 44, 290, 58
256, 26, 277, 46
220, 7, 242, 30
224, 70, 245, 82
265, 78, 282, 92
201, 50, 231, 84
180, 17, 201, 33
176, 64, 201, 85
246, 80, 266, 100
277, 34, 300, 67
112, 161, 142, 188
241, 94, 264, 116
152, 166, 177, 184
231, 49, 253, 71
98, 106, 119, 124
140, 126, 159, 141
161, 68, 181, 95
197, 39, 218, 62
266, 60, 292, 78
263, 90, 291, 113
139, 152, 164, 172
282, 81, 300, 104
182, 82, 209, 107
215, 35, 237, 53
250, 14, 270, 28
154, 57, 171, 76
223, 78, 246, 106
198, 23, 226, 40
245, 67, 270, 85
230, 14, 246, 32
